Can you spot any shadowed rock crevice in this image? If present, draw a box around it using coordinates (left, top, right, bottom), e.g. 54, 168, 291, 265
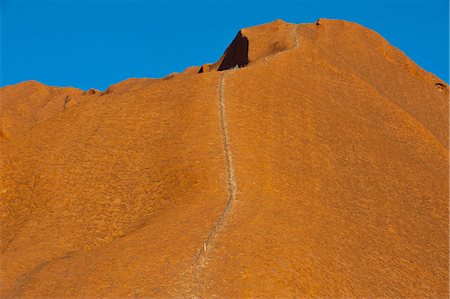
435, 82, 447, 91
199, 31, 249, 73
218, 31, 249, 71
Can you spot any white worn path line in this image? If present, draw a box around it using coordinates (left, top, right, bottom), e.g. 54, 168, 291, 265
218, 71, 237, 197
294, 23, 300, 48
193, 70, 236, 263
193, 23, 300, 263
294, 24, 300, 48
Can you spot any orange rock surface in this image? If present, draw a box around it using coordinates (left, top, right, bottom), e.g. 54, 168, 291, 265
0, 19, 448, 297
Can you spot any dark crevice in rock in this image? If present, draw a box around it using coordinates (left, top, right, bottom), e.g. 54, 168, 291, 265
435, 82, 447, 91
198, 31, 249, 73
218, 31, 249, 71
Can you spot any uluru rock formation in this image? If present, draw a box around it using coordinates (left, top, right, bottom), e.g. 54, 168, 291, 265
0, 19, 448, 298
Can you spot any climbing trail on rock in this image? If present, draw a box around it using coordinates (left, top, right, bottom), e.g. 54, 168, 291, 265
193, 23, 301, 264
294, 23, 300, 48
193, 70, 237, 264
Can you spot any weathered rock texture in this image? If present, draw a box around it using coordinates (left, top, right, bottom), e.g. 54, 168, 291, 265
0, 19, 448, 298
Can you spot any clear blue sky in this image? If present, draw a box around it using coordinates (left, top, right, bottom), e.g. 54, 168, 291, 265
1, 0, 448, 90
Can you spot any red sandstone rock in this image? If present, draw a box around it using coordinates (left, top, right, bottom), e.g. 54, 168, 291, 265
0, 19, 448, 298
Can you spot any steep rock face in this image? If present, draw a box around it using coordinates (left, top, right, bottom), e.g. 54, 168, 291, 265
0, 19, 448, 298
